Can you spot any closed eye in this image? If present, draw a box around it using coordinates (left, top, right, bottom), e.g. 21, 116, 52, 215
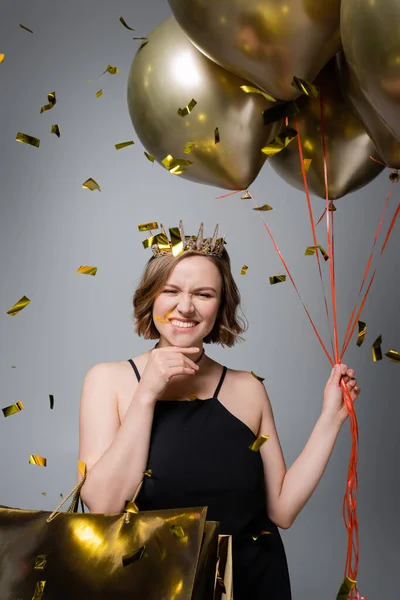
197, 293, 212, 298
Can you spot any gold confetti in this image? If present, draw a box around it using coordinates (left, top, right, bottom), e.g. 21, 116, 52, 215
96, 89, 103, 98
2, 400, 24, 418
356, 321, 366, 347
188, 393, 198, 401
240, 85, 276, 103
19, 24, 34, 33
34, 555, 47, 570
154, 315, 170, 324
76, 266, 98, 276
262, 101, 299, 125
124, 500, 139, 514
16, 132, 40, 148
177, 98, 197, 117
291, 76, 320, 97
78, 460, 87, 476
170, 525, 187, 540
133, 37, 148, 41
82, 177, 101, 191
372, 335, 383, 362
115, 141, 134, 150
335, 576, 357, 600
184, 142, 195, 154
161, 154, 193, 175
304, 245, 329, 261
7, 295, 31, 316
119, 16, 135, 31
0, 54, 4, 63
49, 395, 54, 410
252, 530, 271, 541
253, 204, 273, 211
99, 65, 119, 76
251, 371, 265, 383
29, 455, 47, 467
241, 191, 251, 199
214, 127, 220, 144
301, 158, 312, 173
240, 265, 248, 275
269, 275, 286, 285
262, 127, 298, 156
144, 469, 152, 477
31, 581, 46, 600
40, 91, 56, 114
41, 492, 47, 496
249, 435, 269, 452
144, 151, 155, 162
385, 349, 400, 363
60, 493, 64, 499
50, 124, 60, 137
138, 222, 159, 232
122, 546, 147, 566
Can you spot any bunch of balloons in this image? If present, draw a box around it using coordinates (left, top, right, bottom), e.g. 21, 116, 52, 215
127, 0, 400, 195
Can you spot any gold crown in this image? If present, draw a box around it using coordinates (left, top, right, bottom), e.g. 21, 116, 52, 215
139, 221, 225, 258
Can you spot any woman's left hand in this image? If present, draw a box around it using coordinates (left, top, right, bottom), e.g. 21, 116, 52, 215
322, 363, 361, 426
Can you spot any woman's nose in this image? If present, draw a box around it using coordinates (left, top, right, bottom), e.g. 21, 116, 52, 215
177, 294, 195, 314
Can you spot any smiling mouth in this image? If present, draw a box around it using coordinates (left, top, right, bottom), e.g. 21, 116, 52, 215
169, 319, 198, 329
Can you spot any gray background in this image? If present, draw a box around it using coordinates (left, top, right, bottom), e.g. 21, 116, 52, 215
0, 1, 399, 598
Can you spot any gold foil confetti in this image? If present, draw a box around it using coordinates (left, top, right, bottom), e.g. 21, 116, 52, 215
144, 151, 155, 162
253, 204, 273, 211
188, 393, 198, 401
269, 275, 286, 285
240, 85, 276, 103
356, 321, 366, 347
372, 335, 383, 362
50, 124, 60, 137
261, 127, 298, 156
161, 154, 193, 175
291, 76, 320, 98
138, 222, 159, 232
177, 98, 197, 117
133, 37, 148, 41
154, 315, 170, 324
122, 546, 148, 566
252, 530, 271, 541
385, 349, 400, 363
16, 132, 40, 148
304, 245, 329, 261
249, 435, 269, 452
335, 576, 357, 600
76, 266, 98, 276
240, 265, 248, 275
184, 142, 195, 154
144, 469, 153, 477
34, 555, 47, 570
251, 371, 265, 383
31, 581, 46, 600
7, 295, 31, 316
40, 91, 56, 114
170, 525, 187, 540
301, 158, 312, 173
262, 101, 299, 125
0, 54, 4, 63
78, 460, 86, 476
96, 89, 103, 98
98, 65, 119, 76
29, 455, 47, 467
49, 395, 54, 410
119, 16, 135, 31
241, 191, 251, 199
124, 500, 139, 514
20, 24, 34, 33
2, 400, 24, 418
214, 127, 220, 144
115, 140, 134, 150
82, 177, 101, 191
41, 492, 47, 496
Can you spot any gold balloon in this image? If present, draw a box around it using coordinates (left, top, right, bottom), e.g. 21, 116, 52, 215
168, 0, 341, 101
341, 0, 400, 141
127, 17, 282, 190
336, 52, 400, 169
269, 59, 384, 200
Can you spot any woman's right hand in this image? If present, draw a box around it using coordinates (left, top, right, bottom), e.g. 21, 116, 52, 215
138, 346, 200, 401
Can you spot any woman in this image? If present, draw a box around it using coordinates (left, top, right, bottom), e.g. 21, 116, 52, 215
78, 222, 360, 600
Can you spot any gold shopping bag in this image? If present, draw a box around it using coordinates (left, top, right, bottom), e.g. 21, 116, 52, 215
0, 474, 219, 600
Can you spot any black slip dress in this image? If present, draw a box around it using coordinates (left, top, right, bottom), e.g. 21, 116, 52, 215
128, 359, 292, 600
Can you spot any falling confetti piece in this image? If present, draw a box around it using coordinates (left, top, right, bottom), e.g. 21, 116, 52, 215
82, 177, 101, 191
34, 555, 47, 570
184, 142, 195, 154
144, 151, 155, 162
29, 455, 47, 467
240, 265, 248, 275
177, 98, 197, 117
170, 525, 187, 540
49, 395, 54, 410
252, 530, 271, 541
119, 16, 135, 31
96, 89, 103, 98
98, 65, 119, 77
31, 581, 46, 600
269, 275, 286, 285
40, 91, 56, 114
240, 85, 276, 103
304, 245, 329, 261
133, 37, 148, 41
161, 154, 193, 175
115, 141, 134, 150
7, 295, 31, 316
261, 128, 298, 156
154, 315, 170, 324
300, 158, 312, 173
385, 349, 400, 363
16, 132, 40, 148
19, 24, 34, 33
60, 493, 64, 499
0, 54, 4, 63
253, 204, 273, 211
335, 576, 357, 600
144, 469, 152, 478
241, 191, 251, 199
372, 335, 383, 362
122, 546, 148, 567
291, 76, 320, 97
214, 127, 220, 144
2, 400, 24, 418
251, 371, 265, 383
262, 101, 299, 125
78, 460, 86, 476
356, 321, 366, 347
77, 266, 98, 276
41, 492, 47, 496
50, 124, 60, 137
124, 500, 139, 514
249, 435, 269, 452
138, 222, 159, 232
188, 393, 198, 401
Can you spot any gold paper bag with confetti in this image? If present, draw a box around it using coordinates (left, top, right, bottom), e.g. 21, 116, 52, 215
0, 475, 219, 600
214, 534, 234, 600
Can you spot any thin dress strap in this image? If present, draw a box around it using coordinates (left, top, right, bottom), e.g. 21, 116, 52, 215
128, 359, 141, 382
213, 366, 227, 399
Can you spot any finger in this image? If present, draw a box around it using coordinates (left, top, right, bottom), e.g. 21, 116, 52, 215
169, 366, 197, 378
347, 369, 355, 378
166, 356, 200, 370
172, 347, 200, 354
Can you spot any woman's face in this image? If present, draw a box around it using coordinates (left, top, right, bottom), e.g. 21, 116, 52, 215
153, 255, 222, 347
